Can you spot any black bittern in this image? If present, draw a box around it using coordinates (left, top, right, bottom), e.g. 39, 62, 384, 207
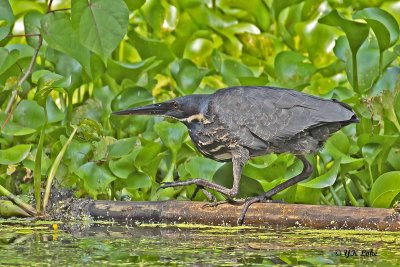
113, 86, 358, 225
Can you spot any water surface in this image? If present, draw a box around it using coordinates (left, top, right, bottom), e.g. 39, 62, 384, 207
1, 220, 399, 266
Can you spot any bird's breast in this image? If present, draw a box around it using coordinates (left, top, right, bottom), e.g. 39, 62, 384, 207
188, 122, 235, 162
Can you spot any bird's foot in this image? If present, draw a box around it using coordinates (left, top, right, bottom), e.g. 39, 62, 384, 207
159, 181, 218, 202
237, 195, 285, 226
202, 197, 244, 208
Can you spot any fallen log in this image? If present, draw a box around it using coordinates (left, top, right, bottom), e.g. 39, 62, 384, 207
88, 200, 400, 231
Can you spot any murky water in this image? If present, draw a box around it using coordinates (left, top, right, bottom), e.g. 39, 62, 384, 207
1, 220, 399, 266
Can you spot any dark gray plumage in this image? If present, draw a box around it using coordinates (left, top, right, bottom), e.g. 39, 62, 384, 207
113, 86, 358, 225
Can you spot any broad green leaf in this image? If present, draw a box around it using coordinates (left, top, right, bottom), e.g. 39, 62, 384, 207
140, 0, 165, 37
0, 144, 31, 165
134, 142, 161, 168
124, 0, 145, 11
71, 0, 129, 60
370, 171, 400, 208
272, 0, 304, 20
93, 137, 114, 162
109, 149, 140, 179
107, 57, 161, 83
45, 48, 83, 92
64, 140, 92, 173
183, 38, 215, 64
23, 11, 42, 48
301, 161, 340, 188
111, 86, 153, 111
353, 7, 399, 52
184, 156, 223, 181
170, 59, 206, 93
107, 137, 137, 158
0, 48, 19, 76
295, 20, 337, 68
0, 0, 14, 41
221, 59, 253, 86
333, 36, 380, 93
362, 143, 382, 166
76, 162, 117, 199
238, 76, 269, 86
0, 200, 30, 217
213, 162, 264, 198
41, 12, 92, 77
0, 112, 36, 136
154, 121, 187, 154
319, 10, 370, 55
274, 51, 316, 88
128, 30, 175, 70
125, 171, 152, 190
295, 185, 321, 204
46, 97, 65, 124
13, 100, 45, 130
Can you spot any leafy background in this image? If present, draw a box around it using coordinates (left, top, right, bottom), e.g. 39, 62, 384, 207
0, 0, 400, 214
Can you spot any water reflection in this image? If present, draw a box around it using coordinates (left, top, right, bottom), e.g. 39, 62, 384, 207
1, 222, 399, 266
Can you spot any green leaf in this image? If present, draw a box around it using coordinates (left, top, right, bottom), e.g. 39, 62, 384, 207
134, 141, 161, 168
64, 140, 92, 173
76, 162, 117, 199
272, 0, 304, 20
170, 59, 206, 93
220, 59, 253, 86
107, 137, 137, 158
46, 97, 65, 124
140, 0, 165, 37
23, 11, 42, 48
124, 0, 145, 11
319, 10, 370, 55
183, 38, 214, 64
370, 171, 400, 208
13, 100, 45, 130
0, 144, 31, 165
0, 200, 30, 218
41, 12, 92, 77
154, 121, 187, 154
301, 161, 340, 188
0, 0, 14, 41
127, 30, 175, 70
353, 7, 399, 52
274, 51, 316, 88
125, 171, 152, 190
71, 0, 129, 60
111, 86, 153, 111
109, 149, 140, 179
213, 163, 264, 198
362, 143, 382, 166
184, 156, 223, 181
0, 48, 19, 76
107, 58, 161, 83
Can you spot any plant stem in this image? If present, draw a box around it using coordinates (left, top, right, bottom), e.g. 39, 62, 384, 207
34, 114, 47, 212
320, 193, 332, 205
351, 175, 369, 206
352, 52, 359, 94
329, 186, 342, 206
0, 184, 37, 216
42, 126, 78, 211
7, 33, 41, 37
341, 172, 359, 207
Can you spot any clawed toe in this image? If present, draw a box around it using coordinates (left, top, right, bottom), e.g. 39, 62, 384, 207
237, 195, 280, 226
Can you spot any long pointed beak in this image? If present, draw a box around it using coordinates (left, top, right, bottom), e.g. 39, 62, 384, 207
112, 103, 168, 116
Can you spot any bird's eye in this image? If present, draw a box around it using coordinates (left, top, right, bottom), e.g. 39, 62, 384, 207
172, 101, 179, 109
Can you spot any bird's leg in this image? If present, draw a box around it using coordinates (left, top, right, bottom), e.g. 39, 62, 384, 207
191, 186, 216, 202
159, 147, 250, 200
237, 155, 313, 225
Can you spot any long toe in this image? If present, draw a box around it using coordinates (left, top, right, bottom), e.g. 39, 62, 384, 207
237, 196, 264, 226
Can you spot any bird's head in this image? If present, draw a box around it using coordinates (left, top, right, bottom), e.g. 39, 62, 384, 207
112, 94, 209, 122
